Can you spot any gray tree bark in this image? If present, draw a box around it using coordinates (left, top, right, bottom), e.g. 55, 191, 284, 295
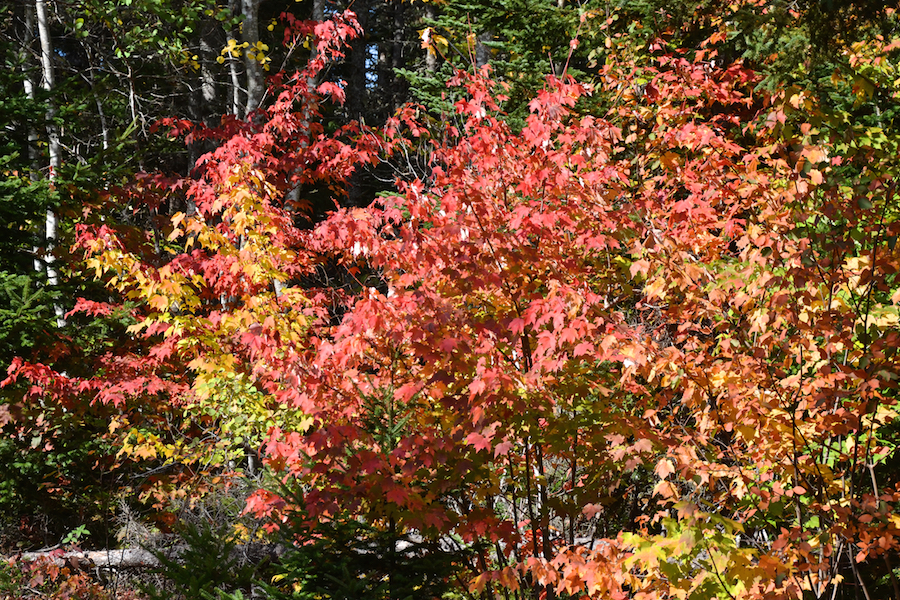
424, 5, 438, 73
241, 0, 264, 116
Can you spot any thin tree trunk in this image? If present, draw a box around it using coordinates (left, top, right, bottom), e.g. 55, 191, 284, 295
424, 5, 437, 73
308, 0, 325, 88
313, 0, 325, 28
347, 0, 369, 121
22, 2, 38, 163
475, 31, 491, 68
21, 3, 43, 274
79, 43, 109, 151
35, 0, 64, 327
241, 0, 264, 116
228, 55, 242, 117
375, 0, 406, 112
346, 0, 370, 207
226, 0, 246, 117
199, 27, 218, 107
534, 439, 552, 560
35, 0, 56, 165
569, 413, 578, 547
390, 0, 407, 112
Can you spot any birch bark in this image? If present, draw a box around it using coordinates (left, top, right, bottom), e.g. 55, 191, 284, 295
35, 0, 64, 327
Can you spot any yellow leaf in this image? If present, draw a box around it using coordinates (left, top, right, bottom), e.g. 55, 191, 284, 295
469, 572, 491, 594
644, 277, 666, 300
149, 294, 169, 311
419, 27, 448, 57
132, 442, 157, 460
109, 417, 126, 434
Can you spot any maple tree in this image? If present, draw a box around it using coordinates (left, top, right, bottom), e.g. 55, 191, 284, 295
5, 3, 900, 600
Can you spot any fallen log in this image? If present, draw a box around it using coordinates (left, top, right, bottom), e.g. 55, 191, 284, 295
16, 543, 284, 570
19, 547, 163, 569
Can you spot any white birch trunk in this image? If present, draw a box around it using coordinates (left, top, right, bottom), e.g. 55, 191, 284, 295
35, 0, 65, 327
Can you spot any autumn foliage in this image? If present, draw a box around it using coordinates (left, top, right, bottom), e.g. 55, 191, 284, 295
7, 6, 900, 600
